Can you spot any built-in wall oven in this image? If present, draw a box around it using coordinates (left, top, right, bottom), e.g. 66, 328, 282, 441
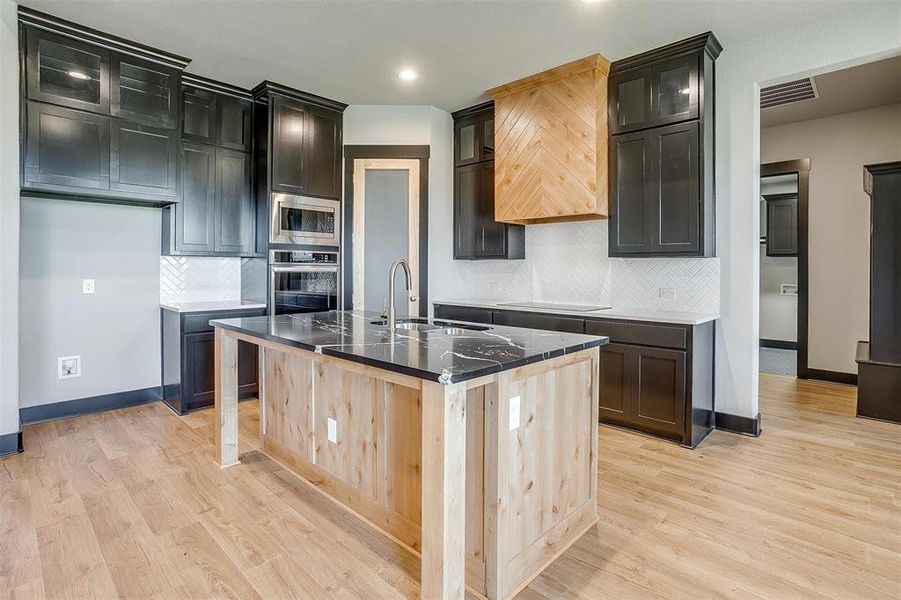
270, 193, 341, 246
269, 250, 339, 316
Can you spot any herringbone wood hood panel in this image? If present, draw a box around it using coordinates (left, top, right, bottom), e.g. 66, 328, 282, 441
490, 55, 611, 224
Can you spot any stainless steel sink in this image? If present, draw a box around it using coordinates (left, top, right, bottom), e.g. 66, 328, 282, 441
370, 318, 491, 333
394, 321, 441, 332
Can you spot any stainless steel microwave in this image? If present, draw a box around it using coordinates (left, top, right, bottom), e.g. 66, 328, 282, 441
270, 194, 340, 246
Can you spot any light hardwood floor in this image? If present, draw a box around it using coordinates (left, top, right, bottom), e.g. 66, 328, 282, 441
1, 374, 899, 599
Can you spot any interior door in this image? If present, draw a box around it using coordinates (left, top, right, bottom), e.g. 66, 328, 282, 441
352, 159, 420, 317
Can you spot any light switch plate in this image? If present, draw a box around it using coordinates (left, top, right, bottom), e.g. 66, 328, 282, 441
509, 395, 520, 431
327, 417, 337, 443
82, 279, 95, 294
658, 287, 675, 299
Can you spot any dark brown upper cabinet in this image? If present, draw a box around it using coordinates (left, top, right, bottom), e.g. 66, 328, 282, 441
110, 119, 178, 199
305, 106, 342, 198
454, 107, 494, 166
452, 102, 524, 260
164, 76, 255, 257
608, 32, 720, 258
19, 7, 190, 207
110, 54, 179, 128
163, 143, 254, 256
25, 27, 110, 114
266, 93, 343, 199
609, 55, 700, 135
24, 101, 110, 192
217, 94, 252, 151
270, 94, 307, 195
181, 86, 216, 144
181, 75, 253, 152
764, 194, 798, 257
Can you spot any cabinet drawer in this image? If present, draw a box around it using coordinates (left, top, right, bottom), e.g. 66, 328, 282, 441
434, 304, 493, 325
586, 319, 687, 349
492, 310, 584, 334
182, 308, 266, 333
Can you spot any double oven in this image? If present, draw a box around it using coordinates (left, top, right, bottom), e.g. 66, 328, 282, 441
268, 194, 341, 316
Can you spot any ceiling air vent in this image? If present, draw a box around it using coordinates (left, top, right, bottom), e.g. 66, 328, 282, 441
760, 78, 818, 109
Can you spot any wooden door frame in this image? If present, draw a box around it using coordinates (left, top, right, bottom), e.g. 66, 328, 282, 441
343, 145, 430, 317
761, 158, 810, 379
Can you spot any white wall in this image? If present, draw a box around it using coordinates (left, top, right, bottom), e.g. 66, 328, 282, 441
19, 199, 162, 408
716, 4, 901, 417
0, 0, 19, 437
761, 102, 901, 373
343, 105, 464, 313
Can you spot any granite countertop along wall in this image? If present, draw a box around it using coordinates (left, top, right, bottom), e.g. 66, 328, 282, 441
211, 311, 608, 384
160, 300, 266, 314
433, 298, 718, 326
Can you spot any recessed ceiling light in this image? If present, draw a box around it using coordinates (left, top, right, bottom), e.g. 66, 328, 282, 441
398, 68, 418, 81
67, 70, 90, 80
579, 0, 601, 3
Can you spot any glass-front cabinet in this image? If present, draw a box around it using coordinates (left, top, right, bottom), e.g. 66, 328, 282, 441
25, 28, 110, 113
454, 109, 495, 166
609, 54, 699, 134
111, 54, 179, 128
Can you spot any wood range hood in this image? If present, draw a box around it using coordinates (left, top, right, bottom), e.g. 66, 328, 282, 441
489, 54, 611, 225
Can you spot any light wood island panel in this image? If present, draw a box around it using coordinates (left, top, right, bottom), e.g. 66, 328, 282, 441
213, 328, 600, 600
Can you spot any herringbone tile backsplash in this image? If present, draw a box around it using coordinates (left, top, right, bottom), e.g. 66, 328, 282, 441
457, 220, 720, 314
159, 256, 242, 304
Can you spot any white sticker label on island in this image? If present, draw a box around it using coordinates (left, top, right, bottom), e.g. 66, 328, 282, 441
509, 395, 521, 431
327, 417, 338, 443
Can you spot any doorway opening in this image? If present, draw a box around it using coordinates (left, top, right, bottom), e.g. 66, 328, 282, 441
759, 162, 808, 378
342, 146, 430, 317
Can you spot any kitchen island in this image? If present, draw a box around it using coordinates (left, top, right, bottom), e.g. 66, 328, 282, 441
211, 311, 608, 600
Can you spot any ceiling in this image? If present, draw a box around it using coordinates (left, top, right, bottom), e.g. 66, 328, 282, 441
23, 0, 877, 112
761, 54, 901, 127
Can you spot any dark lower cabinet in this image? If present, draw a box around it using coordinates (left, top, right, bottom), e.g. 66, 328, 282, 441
432, 304, 494, 325
162, 307, 264, 414
182, 332, 258, 409
491, 309, 585, 334
631, 346, 686, 437
434, 302, 716, 448
598, 343, 633, 426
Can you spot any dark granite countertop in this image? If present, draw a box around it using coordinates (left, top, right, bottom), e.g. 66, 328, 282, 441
210, 310, 608, 384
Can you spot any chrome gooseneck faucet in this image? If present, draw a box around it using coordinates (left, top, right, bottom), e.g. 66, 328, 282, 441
387, 258, 416, 330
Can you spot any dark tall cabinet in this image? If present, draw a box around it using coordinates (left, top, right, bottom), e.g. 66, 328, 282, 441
252, 82, 347, 255
856, 162, 901, 424
162, 75, 255, 256
452, 102, 524, 260
608, 32, 720, 257
19, 7, 189, 206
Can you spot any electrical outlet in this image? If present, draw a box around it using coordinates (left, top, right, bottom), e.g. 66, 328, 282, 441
327, 417, 338, 443
82, 279, 95, 294
658, 287, 675, 300
489, 281, 499, 292
58, 355, 81, 379
509, 395, 520, 431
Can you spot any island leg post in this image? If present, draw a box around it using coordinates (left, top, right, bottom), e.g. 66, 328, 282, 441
420, 381, 467, 600
214, 328, 240, 468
